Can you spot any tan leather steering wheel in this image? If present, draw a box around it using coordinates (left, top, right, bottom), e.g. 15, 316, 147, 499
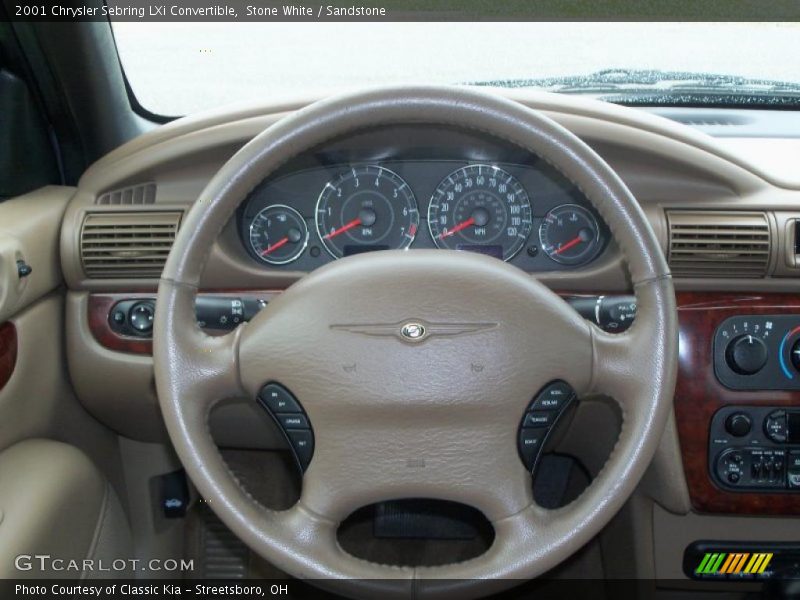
153, 86, 677, 599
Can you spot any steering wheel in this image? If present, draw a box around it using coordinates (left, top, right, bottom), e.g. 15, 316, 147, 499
154, 86, 677, 599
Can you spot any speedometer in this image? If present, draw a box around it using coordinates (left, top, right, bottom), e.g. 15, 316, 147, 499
428, 165, 532, 261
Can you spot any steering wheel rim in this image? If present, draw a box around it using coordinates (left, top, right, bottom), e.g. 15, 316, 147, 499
153, 86, 677, 599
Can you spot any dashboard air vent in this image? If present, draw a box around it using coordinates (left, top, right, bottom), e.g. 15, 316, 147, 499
96, 183, 156, 205
667, 211, 771, 278
80, 211, 182, 278
795, 220, 800, 257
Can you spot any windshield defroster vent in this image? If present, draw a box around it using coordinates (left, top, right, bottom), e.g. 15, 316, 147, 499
80, 211, 182, 278
96, 183, 156, 205
667, 211, 771, 278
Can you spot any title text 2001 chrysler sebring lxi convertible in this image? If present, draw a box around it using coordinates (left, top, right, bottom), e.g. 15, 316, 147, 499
1, 17, 800, 600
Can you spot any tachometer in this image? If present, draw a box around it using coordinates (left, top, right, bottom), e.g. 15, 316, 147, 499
248, 204, 309, 265
316, 165, 419, 258
539, 204, 602, 266
428, 165, 532, 261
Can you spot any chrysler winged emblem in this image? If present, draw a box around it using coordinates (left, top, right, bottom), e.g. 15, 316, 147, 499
330, 319, 497, 344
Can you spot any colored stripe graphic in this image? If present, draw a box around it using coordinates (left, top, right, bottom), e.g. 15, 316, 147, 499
711, 553, 726, 573
760, 553, 774, 573
732, 553, 750, 573
720, 554, 736, 573
697, 552, 773, 575
751, 554, 766, 573
744, 554, 759, 573
695, 553, 713, 574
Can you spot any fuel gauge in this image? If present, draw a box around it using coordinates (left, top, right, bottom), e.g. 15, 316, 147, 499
249, 205, 309, 265
539, 204, 602, 266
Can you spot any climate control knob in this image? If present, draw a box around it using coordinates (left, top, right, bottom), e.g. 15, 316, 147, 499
725, 334, 768, 375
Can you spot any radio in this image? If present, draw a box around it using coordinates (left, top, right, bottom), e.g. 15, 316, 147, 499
710, 406, 800, 491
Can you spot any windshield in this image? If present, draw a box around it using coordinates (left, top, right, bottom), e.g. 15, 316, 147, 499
112, 22, 800, 116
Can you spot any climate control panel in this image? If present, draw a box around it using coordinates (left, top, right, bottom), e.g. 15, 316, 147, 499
714, 315, 800, 390
710, 406, 800, 492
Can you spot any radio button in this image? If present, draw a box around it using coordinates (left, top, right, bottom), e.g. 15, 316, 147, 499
788, 452, 800, 489
764, 410, 788, 443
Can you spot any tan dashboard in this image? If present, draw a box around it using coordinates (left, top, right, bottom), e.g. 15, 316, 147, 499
59, 89, 800, 295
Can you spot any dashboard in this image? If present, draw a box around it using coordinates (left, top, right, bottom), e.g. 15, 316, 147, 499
46, 89, 800, 587
59, 90, 800, 489
236, 125, 608, 273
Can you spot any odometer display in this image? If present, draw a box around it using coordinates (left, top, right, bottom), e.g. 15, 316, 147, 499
316, 165, 419, 259
428, 165, 532, 261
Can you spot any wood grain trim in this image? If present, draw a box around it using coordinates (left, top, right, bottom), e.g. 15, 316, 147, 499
0, 322, 18, 392
88, 294, 153, 355
675, 291, 800, 515
87, 291, 279, 355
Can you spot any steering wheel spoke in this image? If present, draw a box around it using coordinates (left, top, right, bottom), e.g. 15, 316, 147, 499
589, 277, 677, 417
153, 279, 245, 416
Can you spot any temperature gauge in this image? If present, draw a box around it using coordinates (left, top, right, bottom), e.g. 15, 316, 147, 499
249, 205, 309, 265
539, 204, 602, 266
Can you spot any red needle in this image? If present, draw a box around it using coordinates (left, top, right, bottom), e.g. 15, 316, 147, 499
261, 237, 289, 256
554, 235, 583, 255
324, 217, 362, 240
439, 217, 476, 240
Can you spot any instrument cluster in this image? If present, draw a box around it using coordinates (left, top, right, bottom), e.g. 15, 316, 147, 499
239, 155, 608, 273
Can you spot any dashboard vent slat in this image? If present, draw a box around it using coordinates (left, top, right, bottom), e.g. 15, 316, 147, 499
667, 211, 771, 278
96, 183, 156, 205
80, 211, 182, 279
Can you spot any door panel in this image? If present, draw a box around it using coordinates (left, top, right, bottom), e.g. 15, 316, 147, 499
0, 186, 70, 323
0, 322, 14, 393
0, 187, 133, 576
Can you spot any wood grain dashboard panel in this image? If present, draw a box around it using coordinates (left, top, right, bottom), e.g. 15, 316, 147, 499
675, 292, 800, 515
0, 322, 17, 392
88, 294, 153, 354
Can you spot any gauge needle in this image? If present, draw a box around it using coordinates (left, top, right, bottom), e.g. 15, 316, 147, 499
324, 217, 362, 240
553, 235, 583, 255
261, 237, 289, 256
439, 217, 476, 240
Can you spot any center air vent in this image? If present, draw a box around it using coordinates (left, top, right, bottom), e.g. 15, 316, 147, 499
667, 211, 771, 278
80, 211, 182, 278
